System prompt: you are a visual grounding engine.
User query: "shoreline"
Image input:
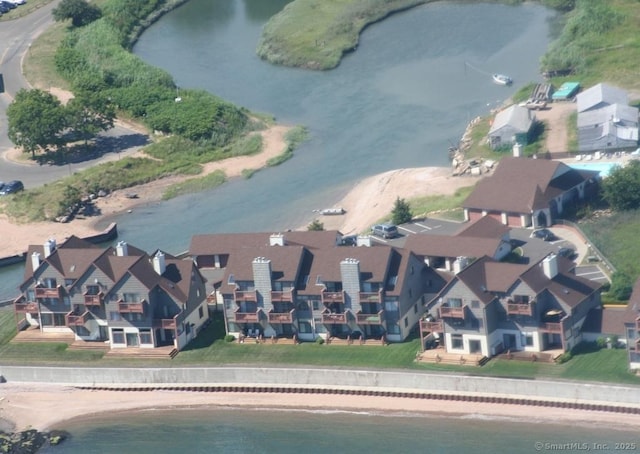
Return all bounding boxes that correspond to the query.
[1,383,639,433]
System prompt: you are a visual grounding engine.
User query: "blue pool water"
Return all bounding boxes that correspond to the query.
[568,160,624,178]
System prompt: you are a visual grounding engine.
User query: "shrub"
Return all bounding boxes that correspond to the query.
[224,334,235,343]
[315,337,325,345]
[556,351,573,364]
[596,336,607,349]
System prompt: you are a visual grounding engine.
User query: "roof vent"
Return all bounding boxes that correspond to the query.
[270,233,285,246]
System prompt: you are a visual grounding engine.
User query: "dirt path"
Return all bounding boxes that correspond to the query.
[534,102,575,156]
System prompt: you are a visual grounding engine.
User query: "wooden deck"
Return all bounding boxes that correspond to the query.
[104,345,178,359]
[497,349,564,363]
[68,340,111,352]
[12,327,75,344]
[326,337,387,346]
[417,348,489,366]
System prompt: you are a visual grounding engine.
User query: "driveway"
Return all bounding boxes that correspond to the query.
[534,101,575,156]
[0,1,149,189]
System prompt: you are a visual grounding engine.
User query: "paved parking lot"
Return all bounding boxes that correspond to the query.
[369,219,611,285]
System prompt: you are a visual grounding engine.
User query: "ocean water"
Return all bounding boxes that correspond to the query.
[43,407,638,453]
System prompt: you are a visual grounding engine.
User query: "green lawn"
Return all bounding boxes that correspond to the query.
[0,311,638,384]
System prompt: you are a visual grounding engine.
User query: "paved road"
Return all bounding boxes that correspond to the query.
[0,1,148,189]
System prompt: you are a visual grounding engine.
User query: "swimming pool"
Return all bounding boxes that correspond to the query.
[568,160,623,178]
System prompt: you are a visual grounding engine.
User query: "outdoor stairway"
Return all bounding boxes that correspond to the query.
[68,340,110,352]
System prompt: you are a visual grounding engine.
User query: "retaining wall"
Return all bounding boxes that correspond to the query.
[1,366,639,407]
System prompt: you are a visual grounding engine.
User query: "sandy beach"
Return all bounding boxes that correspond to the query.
[0,124,481,257]
[1,382,639,432]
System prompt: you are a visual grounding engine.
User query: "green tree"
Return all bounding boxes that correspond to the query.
[65,92,116,150]
[608,271,633,301]
[307,219,324,231]
[53,0,102,27]
[602,160,640,211]
[7,89,67,158]
[391,197,412,225]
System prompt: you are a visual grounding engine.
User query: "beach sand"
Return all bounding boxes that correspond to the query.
[0,124,482,257]
[1,383,639,432]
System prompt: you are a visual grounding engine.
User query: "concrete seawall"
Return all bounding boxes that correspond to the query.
[1,366,639,408]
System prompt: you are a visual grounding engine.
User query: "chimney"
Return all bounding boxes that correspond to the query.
[269,233,285,246]
[43,238,56,258]
[31,252,41,271]
[356,235,372,247]
[453,256,469,274]
[116,241,128,257]
[542,254,558,280]
[153,251,166,276]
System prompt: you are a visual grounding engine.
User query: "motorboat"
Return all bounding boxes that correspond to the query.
[492,74,513,85]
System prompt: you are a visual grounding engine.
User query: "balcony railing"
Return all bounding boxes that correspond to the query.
[65,310,90,327]
[359,291,382,303]
[35,286,62,299]
[234,310,260,323]
[234,290,257,302]
[539,322,562,333]
[321,291,344,305]
[84,292,104,306]
[322,312,348,324]
[420,320,443,333]
[14,302,39,313]
[118,300,145,313]
[153,318,177,330]
[271,289,295,303]
[439,305,466,320]
[356,310,385,325]
[507,303,534,317]
[636,317,640,331]
[268,309,296,324]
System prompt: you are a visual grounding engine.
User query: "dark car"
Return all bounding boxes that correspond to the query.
[0,180,24,195]
[558,247,577,260]
[0,1,16,9]
[0,4,9,13]
[530,228,556,242]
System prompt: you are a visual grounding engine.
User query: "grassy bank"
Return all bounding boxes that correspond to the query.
[257,0,429,70]
[1,310,638,384]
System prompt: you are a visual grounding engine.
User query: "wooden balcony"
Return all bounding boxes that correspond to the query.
[420,320,443,333]
[507,303,534,317]
[268,309,296,324]
[271,289,294,303]
[359,291,382,303]
[84,292,104,306]
[65,310,90,327]
[322,312,348,324]
[153,318,177,330]
[234,290,257,302]
[356,310,385,325]
[15,301,39,313]
[234,310,260,323]
[439,305,466,320]
[539,322,562,333]
[322,291,344,305]
[35,286,62,299]
[118,300,145,313]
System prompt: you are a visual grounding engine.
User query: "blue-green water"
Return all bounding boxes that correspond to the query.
[43,407,638,453]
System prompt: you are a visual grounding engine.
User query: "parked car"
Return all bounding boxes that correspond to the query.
[0,1,16,9]
[530,228,556,242]
[371,223,398,239]
[558,247,577,260]
[0,4,10,13]
[0,180,24,195]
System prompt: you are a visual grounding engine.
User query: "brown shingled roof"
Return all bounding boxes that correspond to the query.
[462,157,597,213]
[455,216,511,238]
[404,234,503,259]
